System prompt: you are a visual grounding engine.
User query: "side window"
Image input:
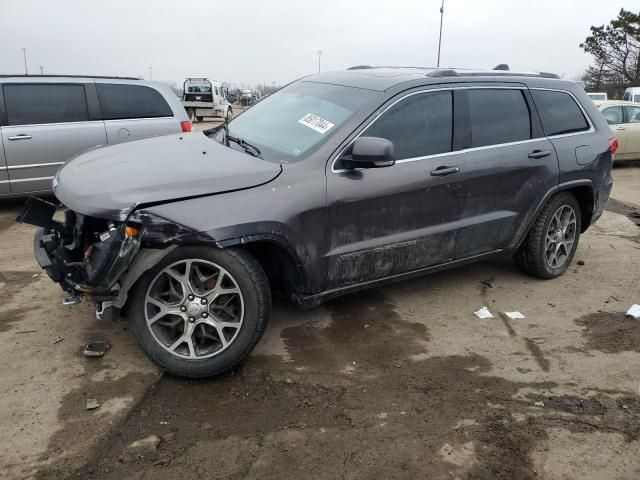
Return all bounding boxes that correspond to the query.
[468,89,531,148]
[96,84,173,120]
[531,90,589,136]
[601,106,623,125]
[3,83,88,126]
[362,90,453,160]
[623,91,631,101]
[625,105,640,124]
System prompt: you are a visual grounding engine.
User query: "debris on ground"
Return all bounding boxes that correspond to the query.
[128,435,162,450]
[54,336,64,344]
[482,279,494,289]
[474,306,493,319]
[534,401,545,407]
[504,311,526,319]
[83,341,111,358]
[85,399,100,410]
[626,304,640,319]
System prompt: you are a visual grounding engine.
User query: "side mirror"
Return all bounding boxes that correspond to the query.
[341,137,395,169]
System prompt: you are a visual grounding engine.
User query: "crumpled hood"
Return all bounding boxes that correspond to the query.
[53,132,282,220]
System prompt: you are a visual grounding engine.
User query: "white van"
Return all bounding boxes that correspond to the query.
[623,87,640,103]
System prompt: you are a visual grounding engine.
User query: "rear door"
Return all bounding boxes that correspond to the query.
[0,82,107,194]
[622,104,640,158]
[453,87,559,258]
[96,82,179,144]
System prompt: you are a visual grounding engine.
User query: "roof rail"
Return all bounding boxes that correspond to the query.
[426,69,560,79]
[0,74,141,80]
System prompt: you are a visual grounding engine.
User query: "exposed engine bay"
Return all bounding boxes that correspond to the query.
[18,197,141,303]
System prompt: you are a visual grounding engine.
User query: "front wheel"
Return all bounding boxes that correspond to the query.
[226,108,233,122]
[128,246,271,378]
[514,192,581,279]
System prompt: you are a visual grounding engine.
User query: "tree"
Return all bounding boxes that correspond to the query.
[580,9,640,97]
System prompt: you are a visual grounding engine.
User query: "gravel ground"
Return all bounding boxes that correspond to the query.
[1,161,639,480]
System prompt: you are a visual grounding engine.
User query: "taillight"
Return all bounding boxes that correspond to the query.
[180,121,192,133]
[608,137,618,155]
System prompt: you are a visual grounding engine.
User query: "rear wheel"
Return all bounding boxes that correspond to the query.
[128,246,270,378]
[226,108,233,122]
[514,192,581,279]
[195,116,204,122]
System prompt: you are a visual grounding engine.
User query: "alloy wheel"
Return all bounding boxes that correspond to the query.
[144,259,244,359]
[544,205,577,269]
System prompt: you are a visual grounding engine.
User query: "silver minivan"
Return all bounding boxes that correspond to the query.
[0,75,191,195]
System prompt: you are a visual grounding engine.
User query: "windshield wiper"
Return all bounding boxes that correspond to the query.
[222,123,262,158]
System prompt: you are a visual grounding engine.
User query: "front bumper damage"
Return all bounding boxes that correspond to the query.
[18,197,142,316]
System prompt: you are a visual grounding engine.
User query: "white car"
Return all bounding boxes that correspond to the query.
[598,100,640,160]
[623,87,640,103]
[587,92,608,102]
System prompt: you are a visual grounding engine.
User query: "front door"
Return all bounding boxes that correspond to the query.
[622,104,640,159]
[1,82,107,194]
[600,105,628,155]
[325,89,467,288]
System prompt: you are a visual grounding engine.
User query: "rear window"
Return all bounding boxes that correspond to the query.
[3,83,88,126]
[96,84,172,120]
[468,89,531,147]
[531,90,589,136]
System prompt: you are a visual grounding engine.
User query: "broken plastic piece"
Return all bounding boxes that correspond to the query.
[83,341,111,358]
[474,307,493,319]
[86,398,100,410]
[504,311,526,319]
[626,304,640,319]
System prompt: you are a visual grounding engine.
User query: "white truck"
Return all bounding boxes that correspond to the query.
[182,78,233,122]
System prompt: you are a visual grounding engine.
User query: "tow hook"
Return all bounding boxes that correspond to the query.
[62,293,84,306]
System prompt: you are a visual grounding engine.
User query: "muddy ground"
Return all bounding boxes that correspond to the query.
[1,161,640,479]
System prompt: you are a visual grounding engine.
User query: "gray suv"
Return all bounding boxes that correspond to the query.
[18,67,615,377]
[0,75,190,195]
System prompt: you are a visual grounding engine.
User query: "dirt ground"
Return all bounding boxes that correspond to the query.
[1,160,640,480]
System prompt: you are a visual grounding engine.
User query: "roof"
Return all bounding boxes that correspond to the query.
[303,66,562,92]
[594,100,640,108]
[0,74,140,80]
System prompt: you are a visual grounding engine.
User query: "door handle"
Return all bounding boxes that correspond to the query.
[528,150,551,159]
[8,134,32,141]
[430,166,460,176]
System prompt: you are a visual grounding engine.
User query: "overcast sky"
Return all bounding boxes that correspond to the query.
[1,0,637,87]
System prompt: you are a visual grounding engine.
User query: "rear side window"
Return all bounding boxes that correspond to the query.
[601,106,623,125]
[96,84,172,120]
[531,90,589,136]
[468,89,531,148]
[362,90,453,159]
[3,83,88,126]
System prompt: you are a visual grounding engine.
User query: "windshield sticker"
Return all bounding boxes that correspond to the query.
[298,113,335,134]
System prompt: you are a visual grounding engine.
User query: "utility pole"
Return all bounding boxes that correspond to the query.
[22,48,28,75]
[148,66,152,80]
[39,66,44,75]
[317,50,323,73]
[437,0,444,67]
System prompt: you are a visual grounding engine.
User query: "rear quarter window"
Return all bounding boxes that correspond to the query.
[531,90,589,136]
[96,84,173,120]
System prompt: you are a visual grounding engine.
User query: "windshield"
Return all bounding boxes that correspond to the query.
[215,81,379,162]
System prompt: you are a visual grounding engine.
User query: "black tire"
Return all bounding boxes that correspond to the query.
[188,109,196,121]
[195,116,204,122]
[514,192,581,279]
[226,108,233,121]
[128,246,271,378]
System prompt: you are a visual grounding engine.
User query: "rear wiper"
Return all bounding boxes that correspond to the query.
[223,124,262,158]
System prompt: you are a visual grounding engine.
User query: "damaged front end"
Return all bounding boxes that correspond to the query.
[17,197,141,307]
